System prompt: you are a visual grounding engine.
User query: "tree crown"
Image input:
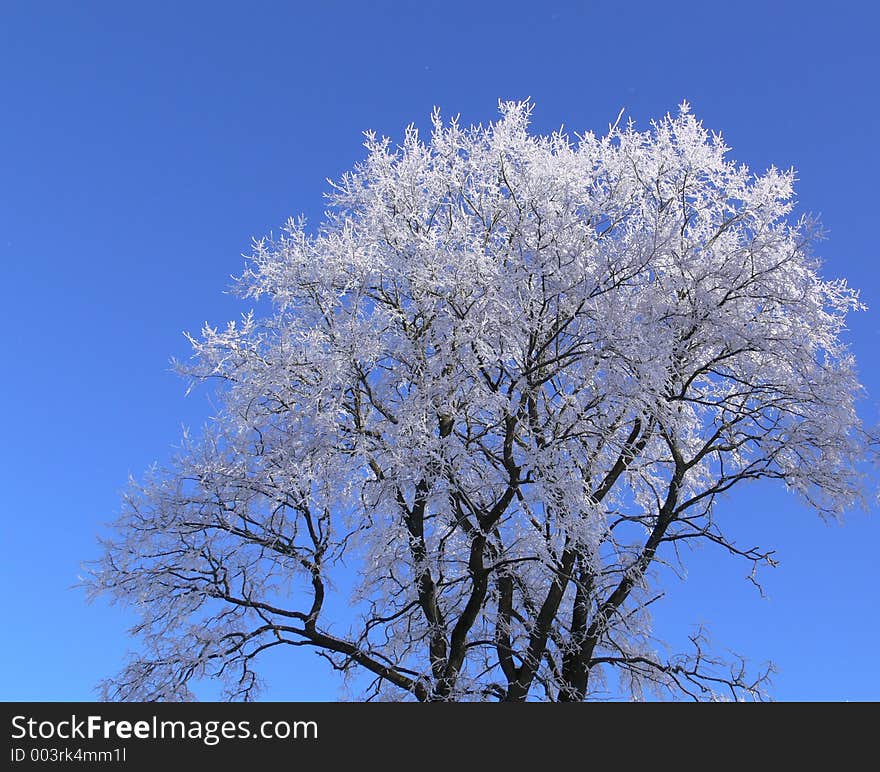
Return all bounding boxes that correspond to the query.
[89,101,871,701]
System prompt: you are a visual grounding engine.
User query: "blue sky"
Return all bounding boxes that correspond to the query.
[2,1,878,701]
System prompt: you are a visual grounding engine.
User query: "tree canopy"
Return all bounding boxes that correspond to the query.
[88,101,872,701]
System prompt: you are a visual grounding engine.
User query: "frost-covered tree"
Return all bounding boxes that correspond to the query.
[88,101,873,701]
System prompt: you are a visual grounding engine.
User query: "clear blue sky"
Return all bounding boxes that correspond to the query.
[2,1,878,701]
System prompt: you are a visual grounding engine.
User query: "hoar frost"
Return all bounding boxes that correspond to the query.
[88,101,871,702]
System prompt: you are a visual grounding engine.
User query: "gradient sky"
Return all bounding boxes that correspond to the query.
[2,0,878,701]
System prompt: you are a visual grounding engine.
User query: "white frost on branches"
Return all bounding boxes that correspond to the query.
[88,101,871,702]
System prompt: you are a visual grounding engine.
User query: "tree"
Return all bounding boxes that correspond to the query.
[88,101,873,702]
